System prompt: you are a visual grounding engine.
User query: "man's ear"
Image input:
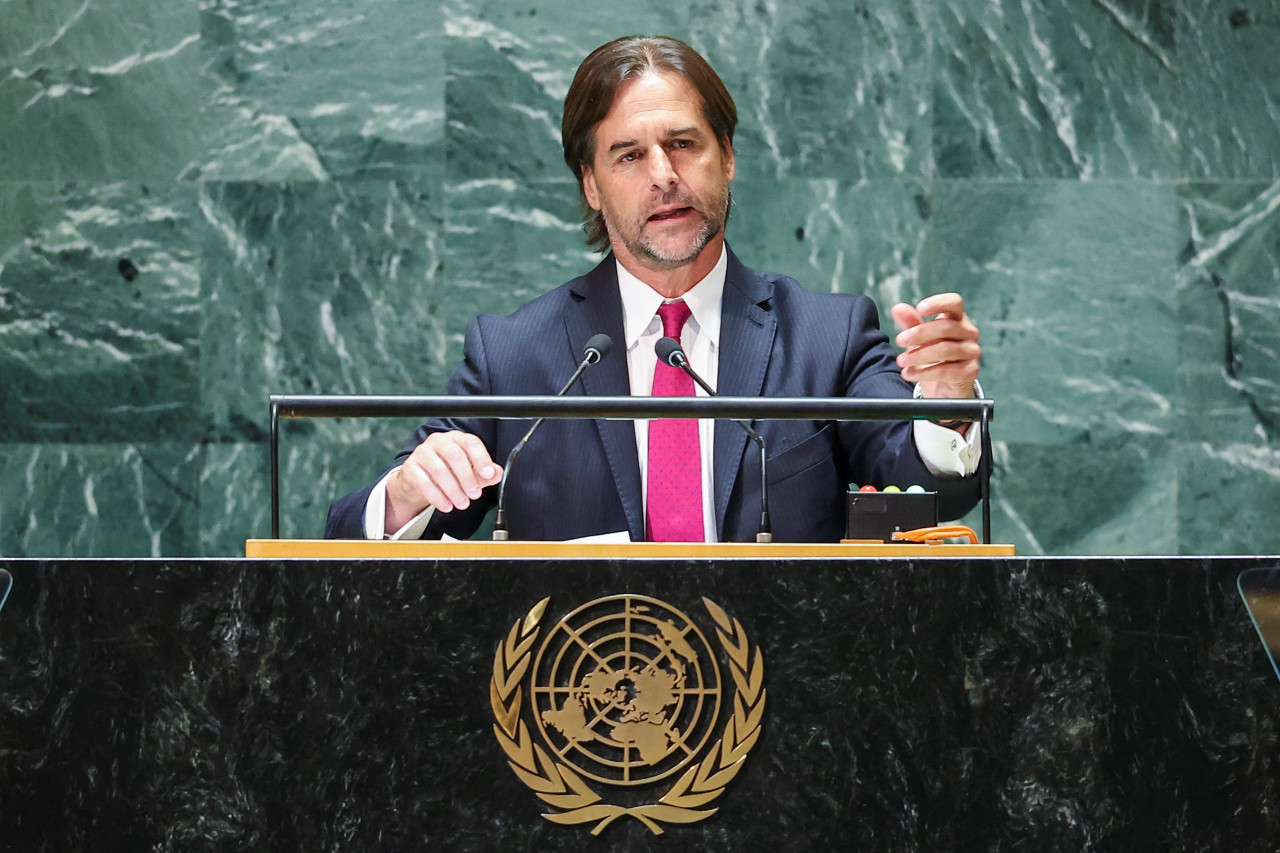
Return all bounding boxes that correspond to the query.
[581,166,602,211]
[723,142,736,183]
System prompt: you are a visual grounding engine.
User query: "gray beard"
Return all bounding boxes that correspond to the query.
[608,190,732,271]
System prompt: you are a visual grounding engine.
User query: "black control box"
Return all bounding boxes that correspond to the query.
[845,490,938,542]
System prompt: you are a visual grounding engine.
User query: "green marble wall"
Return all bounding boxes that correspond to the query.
[2,0,1277,557]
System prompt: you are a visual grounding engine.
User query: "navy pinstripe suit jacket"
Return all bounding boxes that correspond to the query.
[324,248,980,542]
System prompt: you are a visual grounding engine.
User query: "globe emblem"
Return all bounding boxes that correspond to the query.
[532,595,722,786]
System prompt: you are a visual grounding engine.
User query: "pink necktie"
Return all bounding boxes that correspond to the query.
[646,300,704,542]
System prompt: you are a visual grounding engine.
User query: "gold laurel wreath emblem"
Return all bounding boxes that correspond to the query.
[489,596,766,835]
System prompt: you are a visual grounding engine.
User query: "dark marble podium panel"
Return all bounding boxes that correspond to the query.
[1,556,1278,851]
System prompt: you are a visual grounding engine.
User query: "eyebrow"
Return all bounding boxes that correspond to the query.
[606,126,703,154]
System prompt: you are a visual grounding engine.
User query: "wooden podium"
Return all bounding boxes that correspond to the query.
[245,539,1016,558]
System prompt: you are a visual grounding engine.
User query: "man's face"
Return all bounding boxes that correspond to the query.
[581,73,735,274]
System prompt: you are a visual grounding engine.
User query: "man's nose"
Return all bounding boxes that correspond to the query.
[647,147,678,188]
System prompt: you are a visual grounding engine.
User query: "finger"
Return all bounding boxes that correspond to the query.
[894,293,968,347]
[397,456,458,513]
[893,294,965,334]
[899,341,980,368]
[902,359,980,386]
[916,292,965,319]
[896,316,980,353]
[454,432,503,487]
[392,440,468,513]
[890,303,924,333]
[429,435,489,504]
[426,431,505,504]
[901,325,977,361]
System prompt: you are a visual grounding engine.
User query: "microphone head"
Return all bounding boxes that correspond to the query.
[655,336,685,368]
[583,333,613,363]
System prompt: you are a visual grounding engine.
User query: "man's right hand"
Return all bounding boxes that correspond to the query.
[384,431,504,534]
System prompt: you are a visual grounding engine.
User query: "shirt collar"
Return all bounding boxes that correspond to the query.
[617,245,727,350]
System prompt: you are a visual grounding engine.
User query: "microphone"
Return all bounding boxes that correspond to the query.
[493,334,612,540]
[654,337,773,543]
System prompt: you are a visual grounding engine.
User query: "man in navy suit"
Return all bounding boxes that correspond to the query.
[325,35,983,543]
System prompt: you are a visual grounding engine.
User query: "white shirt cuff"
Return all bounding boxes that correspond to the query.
[364,467,436,540]
[912,381,983,478]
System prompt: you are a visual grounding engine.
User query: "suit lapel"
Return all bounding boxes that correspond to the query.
[713,250,776,536]
[563,256,646,540]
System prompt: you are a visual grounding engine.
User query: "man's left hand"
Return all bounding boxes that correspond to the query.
[890,293,981,399]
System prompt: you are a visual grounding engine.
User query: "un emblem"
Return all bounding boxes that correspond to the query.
[490,595,766,835]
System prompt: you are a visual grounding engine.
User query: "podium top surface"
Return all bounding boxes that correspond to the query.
[245,539,1016,559]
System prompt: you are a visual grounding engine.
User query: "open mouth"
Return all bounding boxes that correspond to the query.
[648,207,692,222]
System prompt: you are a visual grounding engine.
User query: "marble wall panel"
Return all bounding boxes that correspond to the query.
[0,443,199,557]
[930,179,1180,445]
[932,0,1181,179]
[198,437,416,553]
[189,0,445,183]
[730,177,931,307]
[441,176,591,346]
[0,0,197,65]
[1177,181,1280,444]
[964,437,1179,556]
[1178,0,1280,180]
[199,179,446,446]
[0,181,202,443]
[2,0,1280,557]
[1176,180,1280,553]
[1180,443,1280,554]
[681,1,929,181]
[0,1,204,183]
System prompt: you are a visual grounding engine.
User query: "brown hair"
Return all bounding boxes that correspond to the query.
[562,36,738,251]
